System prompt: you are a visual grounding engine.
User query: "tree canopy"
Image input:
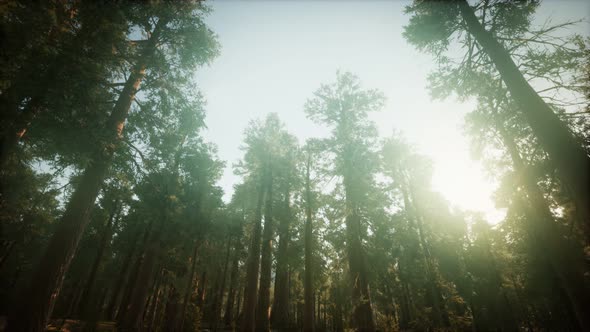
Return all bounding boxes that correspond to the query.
[0,1,589,331]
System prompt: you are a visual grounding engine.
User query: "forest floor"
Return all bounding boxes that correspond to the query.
[46,319,116,332]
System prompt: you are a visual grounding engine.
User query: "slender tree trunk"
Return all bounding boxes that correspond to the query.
[402,186,450,328]
[196,270,208,312]
[224,239,241,326]
[106,226,142,320]
[271,183,291,329]
[458,0,590,232]
[496,119,590,331]
[256,171,274,332]
[178,240,200,331]
[206,266,222,326]
[0,240,16,270]
[142,265,162,326]
[213,235,232,332]
[147,269,165,332]
[235,284,242,326]
[316,291,321,329]
[118,219,164,331]
[7,20,164,331]
[304,155,315,332]
[480,225,518,331]
[116,220,154,321]
[163,285,179,331]
[78,203,121,318]
[343,192,375,331]
[240,181,265,332]
[397,260,412,330]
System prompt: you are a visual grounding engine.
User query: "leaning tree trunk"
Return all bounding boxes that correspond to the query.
[496,118,590,331]
[457,0,590,233]
[255,171,274,332]
[7,19,164,331]
[240,181,265,332]
[271,184,291,329]
[303,156,315,332]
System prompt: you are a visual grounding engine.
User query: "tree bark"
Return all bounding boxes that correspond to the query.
[78,203,121,318]
[116,220,154,321]
[178,240,200,331]
[7,18,163,331]
[496,117,590,331]
[255,171,274,332]
[458,0,590,232]
[403,186,450,328]
[224,237,241,327]
[271,183,291,329]
[106,225,142,320]
[146,268,165,332]
[303,155,315,332]
[0,240,16,270]
[213,235,233,331]
[343,186,375,331]
[118,218,164,330]
[239,181,265,332]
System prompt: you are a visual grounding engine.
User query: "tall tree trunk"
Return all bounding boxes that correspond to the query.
[479,224,518,331]
[457,0,590,232]
[240,181,265,332]
[196,270,208,312]
[256,171,274,332]
[162,285,180,331]
[303,155,315,332]
[224,238,241,326]
[146,268,165,332]
[106,225,142,320]
[116,220,154,321]
[403,187,450,328]
[7,19,164,331]
[496,118,590,331]
[0,240,16,270]
[206,266,222,326]
[213,235,233,332]
[343,191,375,331]
[178,240,200,331]
[271,183,291,329]
[78,203,121,318]
[235,283,242,326]
[397,260,412,330]
[118,219,164,331]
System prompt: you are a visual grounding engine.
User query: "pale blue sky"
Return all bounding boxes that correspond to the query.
[196,1,589,223]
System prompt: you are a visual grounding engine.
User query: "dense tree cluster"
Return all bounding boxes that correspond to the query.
[0,1,588,331]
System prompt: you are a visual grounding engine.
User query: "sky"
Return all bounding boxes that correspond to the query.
[195,0,590,224]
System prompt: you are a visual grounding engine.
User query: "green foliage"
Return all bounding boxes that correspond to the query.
[1,1,588,331]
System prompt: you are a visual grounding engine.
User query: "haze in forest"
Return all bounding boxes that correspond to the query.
[198,0,590,224]
[2,1,590,331]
